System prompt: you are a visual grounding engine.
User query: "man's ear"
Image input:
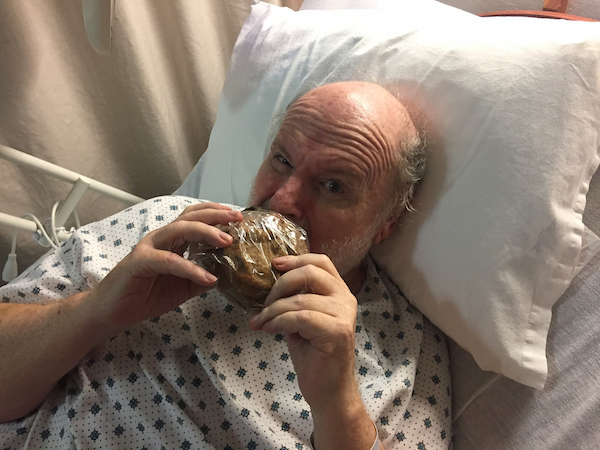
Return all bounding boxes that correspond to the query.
[372,212,402,245]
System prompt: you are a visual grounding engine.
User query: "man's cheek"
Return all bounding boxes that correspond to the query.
[250,172,279,206]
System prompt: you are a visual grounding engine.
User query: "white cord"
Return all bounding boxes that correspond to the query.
[51,201,60,247]
[21,213,57,249]
[3,215,55,282]
[50,200,80,243]
[3,230,19,282]
[3,204,80,282]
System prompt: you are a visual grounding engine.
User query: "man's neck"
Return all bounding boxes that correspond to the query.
[343,259,367,295]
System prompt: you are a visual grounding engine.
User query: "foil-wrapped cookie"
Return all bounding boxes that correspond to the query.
[188,207,309,313]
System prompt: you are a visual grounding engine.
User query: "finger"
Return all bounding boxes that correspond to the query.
[149,220,234,251]
[259,309,334,342]
[177,208,243,225]
[249,293,337,330]
[135,247,219,285]
[171,209,242,256]
[271,253,343,281]
[178,202,233,218]
[264,264,341,307]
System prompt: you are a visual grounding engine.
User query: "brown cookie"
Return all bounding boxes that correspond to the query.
[189,208,309,312]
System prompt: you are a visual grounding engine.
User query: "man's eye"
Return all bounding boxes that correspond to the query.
[276,155,291,166]
[324,180,343,194]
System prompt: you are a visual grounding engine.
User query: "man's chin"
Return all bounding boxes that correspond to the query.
[319,248,361,276]
[319,235,373,277]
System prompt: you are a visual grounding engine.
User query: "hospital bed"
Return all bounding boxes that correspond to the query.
[450,170,600,449]
[1,1,600,449]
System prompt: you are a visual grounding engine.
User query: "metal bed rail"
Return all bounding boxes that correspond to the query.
[0,144,145,235]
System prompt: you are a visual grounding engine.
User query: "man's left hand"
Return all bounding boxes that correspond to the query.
[248,254,359,410]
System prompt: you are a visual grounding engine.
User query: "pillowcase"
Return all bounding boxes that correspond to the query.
[175,1,600,388]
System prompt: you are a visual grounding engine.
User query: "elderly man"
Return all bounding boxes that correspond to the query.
[0,82,450,450]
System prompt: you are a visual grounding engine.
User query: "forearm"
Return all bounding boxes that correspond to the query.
[311,387,383,450]
[0,291,110,423]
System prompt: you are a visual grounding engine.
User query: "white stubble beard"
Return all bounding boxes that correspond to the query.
[257,198,383,278]
[317,218,382,277]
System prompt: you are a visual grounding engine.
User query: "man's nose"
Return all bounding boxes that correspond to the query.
[268,177,304,222]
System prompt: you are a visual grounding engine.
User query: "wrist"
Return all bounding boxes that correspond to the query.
[311,392,376,450]
[309,375,361,415]
[74,290,124,345]
[311,420,379,450]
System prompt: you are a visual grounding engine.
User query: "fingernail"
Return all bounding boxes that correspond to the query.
[205,273,218,283]
[219,231,232,241]
[273,256,288,265]
[249,315,259,326]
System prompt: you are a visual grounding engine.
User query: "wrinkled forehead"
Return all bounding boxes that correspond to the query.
[280,83,413,144]
[284,84,386,128]
[276,84,411,176]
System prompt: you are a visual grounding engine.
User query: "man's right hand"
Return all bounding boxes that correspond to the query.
[86,202,243,338]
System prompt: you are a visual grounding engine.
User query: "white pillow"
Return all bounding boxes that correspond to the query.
[174,0,474,204]
[175,1,600,388]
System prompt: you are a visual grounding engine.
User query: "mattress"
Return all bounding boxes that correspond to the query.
[450,168,600,449]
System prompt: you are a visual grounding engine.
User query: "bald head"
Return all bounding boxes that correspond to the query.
[288,81,415,133]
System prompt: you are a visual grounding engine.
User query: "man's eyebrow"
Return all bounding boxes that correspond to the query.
[271,141,293,161]
[312,165,364,187]
[271,139,363,185]
[322,171,363,186]
[318,167,355,176]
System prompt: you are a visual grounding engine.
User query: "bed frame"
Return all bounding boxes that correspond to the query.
[0,144,144,244]
[478,0,596,22]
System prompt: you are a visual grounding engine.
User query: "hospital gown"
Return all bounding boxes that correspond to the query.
[0,196,451,449]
